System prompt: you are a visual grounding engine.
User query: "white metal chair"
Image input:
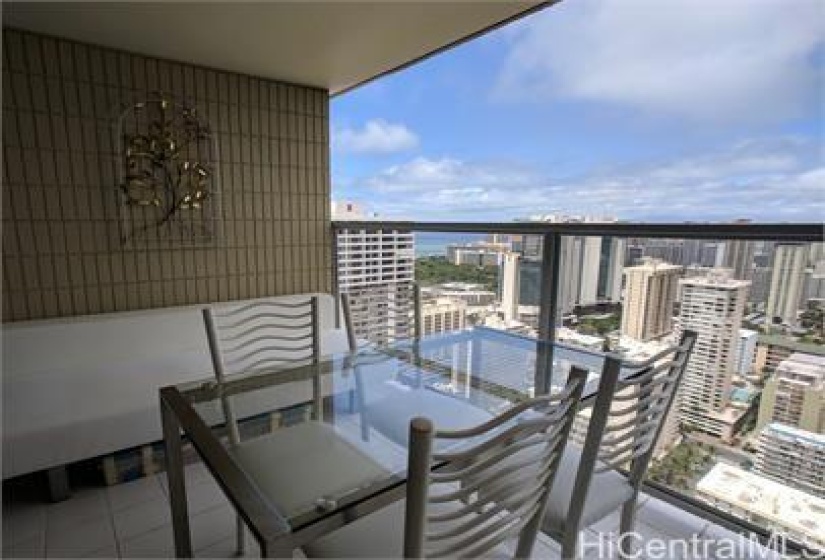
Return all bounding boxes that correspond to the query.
[304,366,589,559]
[543,330,697,559]
[203,296,387,555]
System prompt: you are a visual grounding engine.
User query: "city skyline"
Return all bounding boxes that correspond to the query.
[331,0,823,222]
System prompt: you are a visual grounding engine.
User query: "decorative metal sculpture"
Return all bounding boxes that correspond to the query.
[117,93,218,245]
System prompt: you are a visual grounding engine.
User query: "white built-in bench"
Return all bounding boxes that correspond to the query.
[1,293,347,498]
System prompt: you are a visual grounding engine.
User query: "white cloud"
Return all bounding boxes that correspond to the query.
[333,119,418,154]
[355,137,824,221]
[494,0,823,123]
[367,157,539,193]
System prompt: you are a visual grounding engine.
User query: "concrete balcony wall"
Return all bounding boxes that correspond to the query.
[2,27,332,322]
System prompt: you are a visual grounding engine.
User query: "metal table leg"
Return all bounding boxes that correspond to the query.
[161,395,193,558]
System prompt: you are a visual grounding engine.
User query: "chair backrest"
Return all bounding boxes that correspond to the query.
[340,283,422,349]
[203,296,321,378]
[566,330,697,529]
[202,296,321,443]
[402,367,589,558]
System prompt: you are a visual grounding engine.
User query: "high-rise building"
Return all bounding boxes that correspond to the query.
[757,352,825,433]
[620,258,682,342]
[803,260,825,302]
[700,242,726,268]
[333,201,415,344]
[749,266,772,305]
[678,270,750,439]
[723,240,755,281]
[500,252,520,323]
[420,297,467,336]
[520,215,623,314]
[598,237,625,303]
[736,329,758,376]
[518,258,542,307]
[755,423,825,496]
[765,243,808,325]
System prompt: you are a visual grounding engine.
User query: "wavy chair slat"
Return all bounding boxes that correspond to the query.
[603,403,668,435]
[431,406,573,463]
[426,477,542,524]
[434,383,583,440]
[595,435,656,473]
[431,425,565,483]
[224,340,315,361]
[427,486,538,541]
[220,325,314,345]
[429,444,560,504]
[216,312,314,331]
[216,299,314,318]
[221,335,315,357]
[429,501,541,558]
[607,389,669,418]
[610,370,679,401]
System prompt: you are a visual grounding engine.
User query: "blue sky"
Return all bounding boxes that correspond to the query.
[331,0,824,222]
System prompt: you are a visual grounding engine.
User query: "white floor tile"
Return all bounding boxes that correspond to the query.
[190,503,237,552]
[636,497,710,539]
[2,502,46,546]
[112,497,171,542]
[45,487,110,531]
[107,475,166,513]
[185,478,229,516]
[120,524,175,559]
[196,534,262,559]
[45,514,117,558]
[2,532,46,558]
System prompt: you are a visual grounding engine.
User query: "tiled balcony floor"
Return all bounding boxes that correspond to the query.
[3,459,786,559]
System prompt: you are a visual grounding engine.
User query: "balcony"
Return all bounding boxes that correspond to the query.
[2,1,823,559]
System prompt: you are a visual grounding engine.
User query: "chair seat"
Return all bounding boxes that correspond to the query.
[230,421,390,518]
[304,499,516,559]
[365,387,493,446]
[542,444,634,535]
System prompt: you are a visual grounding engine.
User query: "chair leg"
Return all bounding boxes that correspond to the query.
[235,515,246,555]
[561,530,579,560]
[618,499,637,560]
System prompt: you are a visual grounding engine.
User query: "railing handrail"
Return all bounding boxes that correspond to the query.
[332,220,822,242]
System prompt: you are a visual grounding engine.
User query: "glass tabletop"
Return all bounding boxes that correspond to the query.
[172,326,606,535]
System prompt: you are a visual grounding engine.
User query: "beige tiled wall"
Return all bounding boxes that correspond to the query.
[2,28,332,321]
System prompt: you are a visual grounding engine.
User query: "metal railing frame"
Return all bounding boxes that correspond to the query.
[330,219,823,555]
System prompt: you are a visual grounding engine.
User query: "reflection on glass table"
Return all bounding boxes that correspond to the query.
[159,326,605,557]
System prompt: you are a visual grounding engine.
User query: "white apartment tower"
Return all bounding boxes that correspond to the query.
[678,270,750,437]
[723,239,755,281]
[756,423,825,496]
[620,258,682,342]
[757,352,825,433]
[736,329,758,376]
[765,243,808,325]
[333,201,415,344]
[420,298,467,336]
[500,253,520,323]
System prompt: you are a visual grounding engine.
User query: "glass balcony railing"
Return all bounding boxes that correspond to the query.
[332,219,824,556]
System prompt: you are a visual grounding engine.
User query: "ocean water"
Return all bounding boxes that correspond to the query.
[414,232,486,258]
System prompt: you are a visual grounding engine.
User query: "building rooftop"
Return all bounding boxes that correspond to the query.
[697,463,825,547]
[757,334,825,356]
[762,422,825,446]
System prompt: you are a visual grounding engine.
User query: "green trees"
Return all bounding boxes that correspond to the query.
[415,257,499,292]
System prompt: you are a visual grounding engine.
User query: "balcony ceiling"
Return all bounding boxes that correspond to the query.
[2,1,547,95]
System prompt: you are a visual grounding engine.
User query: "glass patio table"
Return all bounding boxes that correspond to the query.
[159,327,605,557]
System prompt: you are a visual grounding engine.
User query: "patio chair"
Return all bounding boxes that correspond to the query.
[203,296,388,555]
[543,330,697,559]
[304,365,590,559]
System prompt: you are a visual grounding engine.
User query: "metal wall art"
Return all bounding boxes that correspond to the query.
[117,93,218,246]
